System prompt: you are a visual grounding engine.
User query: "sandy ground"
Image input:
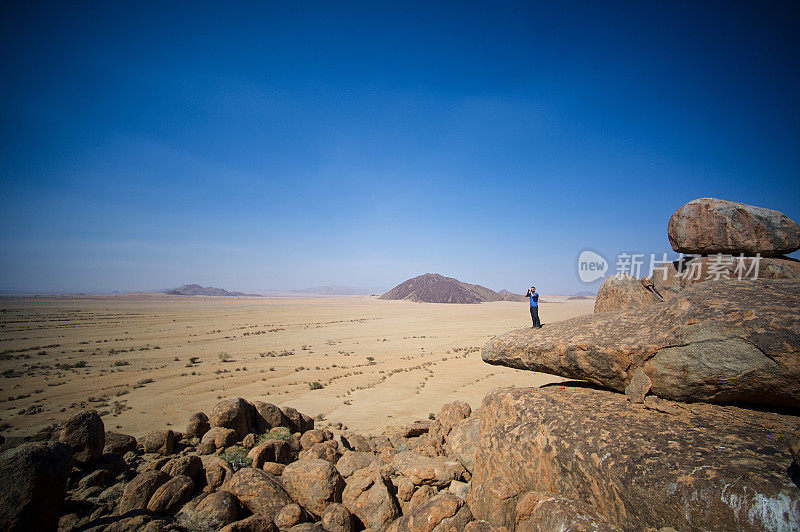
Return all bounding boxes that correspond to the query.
[0,295,594,439]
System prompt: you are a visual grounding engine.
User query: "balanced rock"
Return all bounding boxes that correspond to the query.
[668,197,800,256]
[59,410,105,466]
[0,442,72,531]
[594,274,661,313]
[469,385,800,530]
[483,279,800,408]
[282,459,345,516]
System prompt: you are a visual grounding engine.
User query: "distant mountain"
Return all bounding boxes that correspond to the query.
[379,273,505,304]
[292,286,384,296]
[498,289,527,302]
[571,290,597,298]
[164,284,261,297]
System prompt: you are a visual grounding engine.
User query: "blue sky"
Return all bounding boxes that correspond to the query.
[1,1,799,294]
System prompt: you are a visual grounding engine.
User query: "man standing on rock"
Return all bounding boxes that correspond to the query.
[526,286,541,328]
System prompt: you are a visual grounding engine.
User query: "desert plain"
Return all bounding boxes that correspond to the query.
[0,295,594,440]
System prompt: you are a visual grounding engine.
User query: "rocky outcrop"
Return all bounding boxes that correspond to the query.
[483,279,800,408]
[667,197,800,256]
[593,275,661,313]
[469,385,800,531]
[0,442,72,531]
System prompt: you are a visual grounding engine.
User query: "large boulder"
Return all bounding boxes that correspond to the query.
[252,401,291,432]
[392,451,464,488]
[104,432,137,455]
[335,451,381,478]
[321,503,354,532]
[593,275,661,313]
[386,493,472,532]
[211,398,254,440]
[0,442,72,531]
[282,406,314,433]
[162,454,204,484]
[202,426,239,450]
[445,416,480,474]
[342,463,401,530]
[179,490,240,529]
[248,439,290,468]
[667,197,800,256]
[140,429,175,455]
[59,410,105,466]
[186,412,211,439]
[282,459,345,516]
[147,475,195,513]
[483,279,800,408]
[117,470,172,514]
[220,468,293,521]
[469,385,800,530]
[204,455,235,491]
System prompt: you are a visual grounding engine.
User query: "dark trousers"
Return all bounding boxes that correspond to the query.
[530,306,541,327]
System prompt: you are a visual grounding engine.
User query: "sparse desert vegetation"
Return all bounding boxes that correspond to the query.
[0,295,593,439]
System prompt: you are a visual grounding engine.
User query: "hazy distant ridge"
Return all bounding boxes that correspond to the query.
[292,285,385,296]
[380,273,514,304]
[164,284,261,297]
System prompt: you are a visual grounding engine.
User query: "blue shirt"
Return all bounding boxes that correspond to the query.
[529,292,539,307]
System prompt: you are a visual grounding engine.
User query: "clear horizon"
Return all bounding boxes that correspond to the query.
[2,2,799,295]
